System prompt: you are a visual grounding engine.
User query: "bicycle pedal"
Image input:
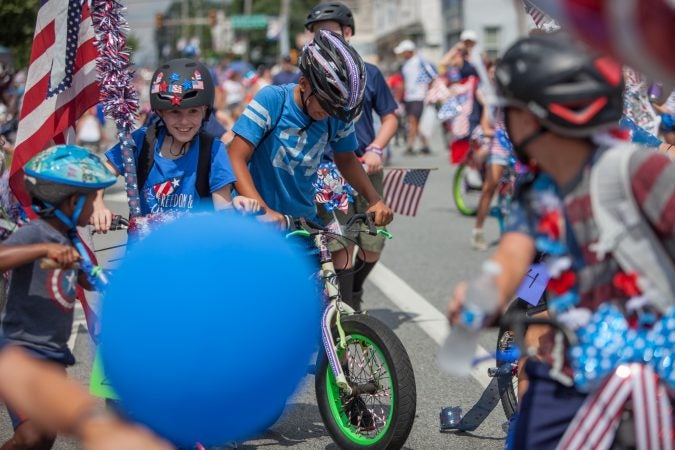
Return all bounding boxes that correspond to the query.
[439,406,463,431]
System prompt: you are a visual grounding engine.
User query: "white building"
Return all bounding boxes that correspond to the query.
[461,0,523,60]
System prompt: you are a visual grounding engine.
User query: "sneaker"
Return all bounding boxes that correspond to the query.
[419,146,432,155]
[471,229,487,251]
[404,147,415,156]
[348,396,376,431]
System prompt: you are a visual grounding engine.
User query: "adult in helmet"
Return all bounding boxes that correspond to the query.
[0,145,117,449]
[447,34,675,449]
[91,58,258,231]
[228,30,393,228]
[305,1,400,311]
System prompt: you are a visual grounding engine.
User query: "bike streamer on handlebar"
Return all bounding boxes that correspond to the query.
[90,0,141,218]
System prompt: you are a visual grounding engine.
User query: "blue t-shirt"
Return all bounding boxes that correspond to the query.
[106,127,236,215]
[232,84,358,219]
[353,63,398,156]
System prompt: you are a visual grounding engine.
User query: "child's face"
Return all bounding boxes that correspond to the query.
[298,78,330,121]
[158,106,207,145]
[77,191,98,227]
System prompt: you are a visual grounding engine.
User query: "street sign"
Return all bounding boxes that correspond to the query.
[230,14,268,30]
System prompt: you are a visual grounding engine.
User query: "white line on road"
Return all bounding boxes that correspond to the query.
[369,263,493,388]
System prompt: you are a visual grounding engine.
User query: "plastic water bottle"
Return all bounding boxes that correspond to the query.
[438,260,502,376]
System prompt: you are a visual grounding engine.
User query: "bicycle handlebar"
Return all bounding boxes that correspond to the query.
[500,309,578,348]
[90,214,130,235]
[283,213,393,240]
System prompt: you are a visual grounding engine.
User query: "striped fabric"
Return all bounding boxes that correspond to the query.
[383,168,430,217]
[9,0,99,207]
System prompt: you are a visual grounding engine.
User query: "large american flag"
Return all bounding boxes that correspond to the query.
[383,168,431,217]
[9,0,99,206]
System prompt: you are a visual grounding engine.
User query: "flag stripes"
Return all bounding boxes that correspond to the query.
[383,169,430,217]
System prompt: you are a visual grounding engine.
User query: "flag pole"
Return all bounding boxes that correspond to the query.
[91,0,142,219]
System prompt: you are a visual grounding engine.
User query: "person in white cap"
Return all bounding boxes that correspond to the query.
[394,39,437,155]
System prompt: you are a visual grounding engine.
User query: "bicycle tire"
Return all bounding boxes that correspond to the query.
[315,314,417,450]
[496,300,528,419]
[452,163,482,216]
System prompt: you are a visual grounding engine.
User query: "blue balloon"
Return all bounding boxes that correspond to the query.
[100,213,321,446]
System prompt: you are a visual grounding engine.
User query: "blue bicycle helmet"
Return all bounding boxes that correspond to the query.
[24,145,116,227]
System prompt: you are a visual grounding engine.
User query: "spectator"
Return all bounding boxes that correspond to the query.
[271,55,299,86]
[394,39,436,155]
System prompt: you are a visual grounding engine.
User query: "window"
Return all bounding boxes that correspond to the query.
[483,26,501,60]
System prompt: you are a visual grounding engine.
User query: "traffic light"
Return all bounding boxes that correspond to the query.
[208,9,218,28]
[155,13,164,29]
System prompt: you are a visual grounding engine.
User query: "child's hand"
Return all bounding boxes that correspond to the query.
[90,205,113,234]
[366,200,394,226]
[44,244,81,268]
[232,196,261,214]
[258,208,287,229]
[362,151,383,174]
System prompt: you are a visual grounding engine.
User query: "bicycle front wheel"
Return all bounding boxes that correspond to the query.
[315,314,416,450]
[496,300,527,419]
[452,163,483,216]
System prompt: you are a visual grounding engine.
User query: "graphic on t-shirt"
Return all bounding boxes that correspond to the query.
[147,176,194,212]
[46,269,77,310]
[272,128,326,177]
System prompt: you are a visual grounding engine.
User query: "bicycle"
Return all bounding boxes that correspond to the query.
[452,130,520,234]
[285,213,417,450]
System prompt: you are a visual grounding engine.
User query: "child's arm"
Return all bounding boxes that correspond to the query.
[0,243,80,272]
[228,135,286,227]
[211,186,260,213]
[333,152,394,226]
[0,346,173,450]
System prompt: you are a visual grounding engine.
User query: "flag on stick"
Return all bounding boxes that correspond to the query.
[9,0,100,207]
[522,0,561,32]
[383,168,431,217]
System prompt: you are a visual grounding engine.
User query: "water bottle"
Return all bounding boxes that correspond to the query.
[438,260,501,376]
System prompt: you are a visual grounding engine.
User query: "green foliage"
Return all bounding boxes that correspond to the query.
[0,0,40,69]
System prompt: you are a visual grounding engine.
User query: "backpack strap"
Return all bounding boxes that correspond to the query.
[590,144,675,312]
[195,131,214,208]
[258,86,286,146]
[136,124,158,195]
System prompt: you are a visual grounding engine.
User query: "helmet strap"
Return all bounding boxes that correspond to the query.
[299,89,315,134]
[510,126,547,165]
[47,195,86,231]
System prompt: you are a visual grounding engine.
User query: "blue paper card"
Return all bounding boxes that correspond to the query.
[516,263,550,306]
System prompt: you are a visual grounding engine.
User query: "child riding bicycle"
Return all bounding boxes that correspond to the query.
[91,58,258,231]
[0,145,117,450]
[447,34,674,449]
[304,1,399,311]
[228,30,393,229]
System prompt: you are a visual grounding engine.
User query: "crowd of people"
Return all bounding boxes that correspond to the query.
[0,1,674,450]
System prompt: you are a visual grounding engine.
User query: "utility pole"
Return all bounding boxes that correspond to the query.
[182,0,189,39]
[244,0,252,15]
[279,0,291,57]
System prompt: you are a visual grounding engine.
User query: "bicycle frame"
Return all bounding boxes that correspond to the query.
[313,230,357,396]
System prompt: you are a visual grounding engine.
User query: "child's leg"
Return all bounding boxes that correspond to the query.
[1,412,56,450]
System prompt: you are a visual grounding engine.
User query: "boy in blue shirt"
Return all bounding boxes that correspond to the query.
[0,145,117,450]
[91,58,258,230]
[228,30,393,228]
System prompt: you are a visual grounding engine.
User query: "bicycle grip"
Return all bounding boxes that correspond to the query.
[39,258,79,270]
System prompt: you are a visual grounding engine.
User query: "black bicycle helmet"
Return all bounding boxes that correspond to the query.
[299,30,366,123]
[149,58,215,112]
[495,34,624,137]
[304,2,355,34]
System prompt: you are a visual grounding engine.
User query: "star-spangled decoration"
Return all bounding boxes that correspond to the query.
[171,177,180,188]
[171,95,182,106]
[48,0,84,96]
[181,79,193,91]
[170,72,180,82]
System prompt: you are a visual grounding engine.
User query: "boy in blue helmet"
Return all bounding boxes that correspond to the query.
[0,145,116,450]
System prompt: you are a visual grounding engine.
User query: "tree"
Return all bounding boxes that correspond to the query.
[0,0,39,69]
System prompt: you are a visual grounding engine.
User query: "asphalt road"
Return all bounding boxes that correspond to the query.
[0,126,509,449]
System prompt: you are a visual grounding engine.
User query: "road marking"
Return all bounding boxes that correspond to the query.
[369,263,493,388]
[68,303,88,352]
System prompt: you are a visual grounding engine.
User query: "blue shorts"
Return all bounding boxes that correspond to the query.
[513,360,587,450]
